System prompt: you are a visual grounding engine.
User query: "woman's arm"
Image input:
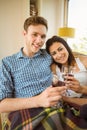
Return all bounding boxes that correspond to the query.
[62,96,87,106]
[50,63,56,74]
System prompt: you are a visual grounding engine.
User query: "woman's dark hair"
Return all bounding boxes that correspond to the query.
[46,35,75,69]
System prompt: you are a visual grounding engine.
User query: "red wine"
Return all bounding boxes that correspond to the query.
[68,73,74,76]
[52,80,65,87]
[63,73,74,81]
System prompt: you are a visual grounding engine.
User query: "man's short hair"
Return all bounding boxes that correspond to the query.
[24,16,48,31]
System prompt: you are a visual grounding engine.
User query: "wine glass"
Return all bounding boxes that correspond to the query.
[52,73,65,87]
[52,73,65,108]
[52,73,59,87]
[61,66,75,96]
[61,66,74,81]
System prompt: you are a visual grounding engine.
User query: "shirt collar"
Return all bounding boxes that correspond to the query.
[17,48,44,59]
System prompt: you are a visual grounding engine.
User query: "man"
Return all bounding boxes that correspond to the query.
[0,16,66,129]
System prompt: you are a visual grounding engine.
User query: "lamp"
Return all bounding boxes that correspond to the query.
[58,0,75,38]
[59,27,75,38]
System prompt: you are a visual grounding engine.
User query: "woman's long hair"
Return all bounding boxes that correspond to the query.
[46,35,75,69]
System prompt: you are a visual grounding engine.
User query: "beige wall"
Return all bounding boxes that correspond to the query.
[38,0,64,39]
[0,0,29,59]
[0,0,64,59]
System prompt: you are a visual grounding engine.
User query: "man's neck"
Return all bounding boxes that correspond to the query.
[22,48,35,57]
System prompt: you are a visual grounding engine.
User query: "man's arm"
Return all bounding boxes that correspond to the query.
[0,86,67,113]
[0,96,40,113]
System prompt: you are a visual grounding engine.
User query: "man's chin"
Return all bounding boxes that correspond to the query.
[33,49,39,54]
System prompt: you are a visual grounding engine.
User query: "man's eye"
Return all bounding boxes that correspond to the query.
[41,35,46,39]
[33,33,37,36]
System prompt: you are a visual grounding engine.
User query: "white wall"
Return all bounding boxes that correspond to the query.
[0,0,29,59]
[38,0,64,39]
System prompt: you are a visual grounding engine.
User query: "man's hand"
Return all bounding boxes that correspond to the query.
[37,86,67,108]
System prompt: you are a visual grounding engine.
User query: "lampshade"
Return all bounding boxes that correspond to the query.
[58,27,75,38]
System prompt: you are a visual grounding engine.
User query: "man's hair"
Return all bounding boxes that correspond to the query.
[24,16,48,31]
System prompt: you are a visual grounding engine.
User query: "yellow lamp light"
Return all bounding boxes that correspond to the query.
[58,0,75,38]
[58,27,75,38]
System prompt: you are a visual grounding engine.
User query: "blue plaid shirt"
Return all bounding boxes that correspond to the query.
[0,48,52,99]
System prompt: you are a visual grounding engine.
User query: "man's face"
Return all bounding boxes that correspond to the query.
[23,25,47,57]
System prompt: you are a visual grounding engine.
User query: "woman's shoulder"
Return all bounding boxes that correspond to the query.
[79,56,87,68]
[74,52,87,68]
[51,63,57,74]
[78,55,87,68]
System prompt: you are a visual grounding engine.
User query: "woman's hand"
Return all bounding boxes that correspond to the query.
[64,75,82,93]
[37,86,67,108]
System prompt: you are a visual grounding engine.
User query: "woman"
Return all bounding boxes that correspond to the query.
[46,35,87,129]
[46,35,87,97]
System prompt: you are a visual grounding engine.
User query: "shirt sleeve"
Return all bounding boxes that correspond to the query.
[0,59,14,100]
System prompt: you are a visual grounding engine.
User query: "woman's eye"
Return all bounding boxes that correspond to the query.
[51,52,56,56]
[58,47,63,51]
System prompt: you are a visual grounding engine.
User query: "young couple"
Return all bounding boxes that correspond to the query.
[0,16,87,130]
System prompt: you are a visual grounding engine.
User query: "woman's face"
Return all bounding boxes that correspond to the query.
[49,42,69,65]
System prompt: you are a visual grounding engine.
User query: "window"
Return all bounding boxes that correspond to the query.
[68,0,87,54]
